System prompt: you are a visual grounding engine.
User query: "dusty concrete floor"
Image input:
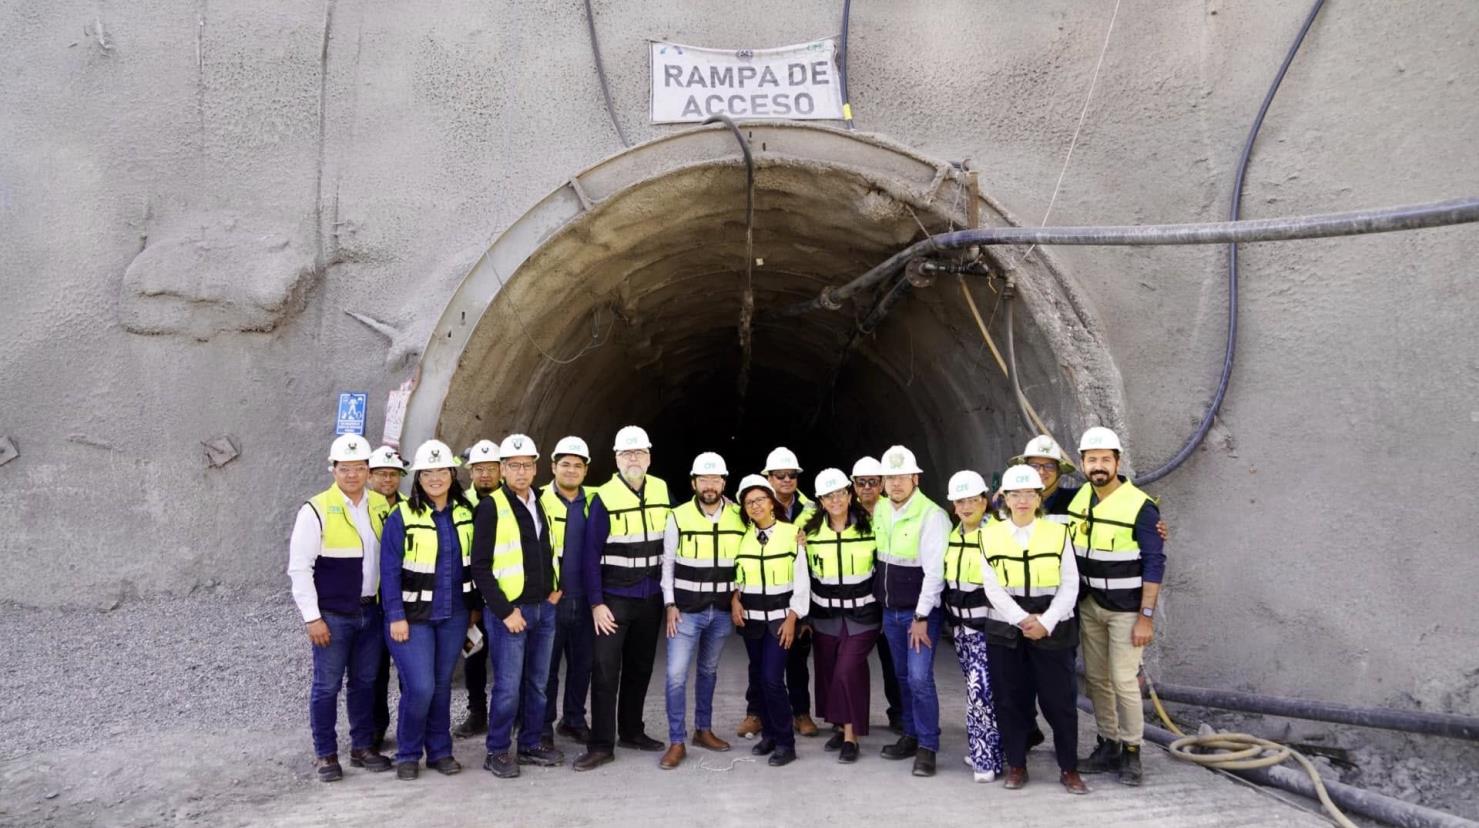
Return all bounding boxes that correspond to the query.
[0,595,1338,827]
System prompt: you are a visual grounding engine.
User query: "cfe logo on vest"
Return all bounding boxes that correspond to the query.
[649,38,844,124]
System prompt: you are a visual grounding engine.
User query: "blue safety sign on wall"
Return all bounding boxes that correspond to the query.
[335,392,368,436]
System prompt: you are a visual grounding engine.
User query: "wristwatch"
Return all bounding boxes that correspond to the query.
[1140,607,1155,618]
[913,613,928,624]
[665,602,677,610]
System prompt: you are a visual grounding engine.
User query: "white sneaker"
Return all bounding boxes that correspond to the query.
[973,770,997,783]
[962,756,976,769]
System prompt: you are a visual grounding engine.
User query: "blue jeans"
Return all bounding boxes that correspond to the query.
[309,603,383,758]
[664,605,734,744]
[544,595,594,729]
[386,605,469,765]
[881,607,942,751]
[487,600,558,755]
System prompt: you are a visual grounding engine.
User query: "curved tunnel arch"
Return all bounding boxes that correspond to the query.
[403,122,1128,489]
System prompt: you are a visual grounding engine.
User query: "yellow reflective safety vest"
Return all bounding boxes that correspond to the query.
[305,485,390,615]
[394,498,476,622]
[671,498,745,612]
[873,492,946,610]
[941,522,990,632]
[595,474,671,589]
[981,518,1075,648]
[538,483,589,560]
[1067,478,1155,612]
[481,487,559,602]
[805,519,877,623]
[734,521,800,623]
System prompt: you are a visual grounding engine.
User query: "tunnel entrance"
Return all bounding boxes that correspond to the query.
[404,123,1126,492]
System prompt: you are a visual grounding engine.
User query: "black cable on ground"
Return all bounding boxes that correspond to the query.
[584,0,630,148]
[839,0,856,130]
[1136,0,1326,485]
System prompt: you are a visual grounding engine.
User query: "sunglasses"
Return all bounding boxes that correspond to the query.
[768,471,798,481]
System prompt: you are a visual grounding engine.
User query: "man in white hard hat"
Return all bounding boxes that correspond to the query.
[657,451,744,769]
[574,425,672,771]
[539,436,595,746]
[366,446,406,752]
[453,437,503,739]
[1068,426,1166,787]
[470,434,564,778]
[872,444,951,777]
[287,435,394,781]
[851,455,903,734]
[1010,436,1079,521]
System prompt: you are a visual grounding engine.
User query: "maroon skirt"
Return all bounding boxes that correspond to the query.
[813,621,879,734]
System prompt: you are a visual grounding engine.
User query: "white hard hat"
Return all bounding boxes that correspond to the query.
[408,439,460,472]
[690,451,730,476]
[736,473,775,498]
[613,425,652,451]
[329,434,373,463]
[368,446,405,472]
[851,456,884,478]
[1079,426,1123,454]
[1011,435,1076,473]
[761,446,803,474]
[498,433,539,460]
[813,468,851,498]
[946,470,988,501]
[466,439,501,465]
[552,435,590,461]
[1001,464,1045,491]
[880,445,923,475]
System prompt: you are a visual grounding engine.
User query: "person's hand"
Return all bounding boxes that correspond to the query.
[1156,519,1170,542]
[306,619,331,647]
[593,604,618,635]
[1019,615,1048,640]
[665,605,681,639]
[503,607,527,634]
[548,590,563,605]
[389,620,410,643]
[778,613,798,649]
[909,618,932,652]
[469,609,482,627]
[731,598,745,628]
[1132,616,1154,647]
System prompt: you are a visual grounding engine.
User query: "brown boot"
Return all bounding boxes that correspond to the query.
[736,715,762,739]
[1061,770,1090,795]
[659,743,686,770]
[693,729,731,752]
[794,713,819,737]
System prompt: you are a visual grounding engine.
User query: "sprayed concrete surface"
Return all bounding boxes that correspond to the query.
[2,0,1478,804]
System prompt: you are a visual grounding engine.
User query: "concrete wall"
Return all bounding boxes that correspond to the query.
[3,0,1476,712]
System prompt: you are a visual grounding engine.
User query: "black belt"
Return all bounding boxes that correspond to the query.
[360,594,379,606]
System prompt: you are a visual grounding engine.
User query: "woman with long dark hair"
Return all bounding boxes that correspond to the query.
[800,468,878,764]
[379,439,481,780]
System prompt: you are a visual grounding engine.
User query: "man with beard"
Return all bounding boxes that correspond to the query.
[657,452,743,769]
[1068,427,1166,787]
[538,436,595,746]
[573,426,672,770]
[454,438,501,739]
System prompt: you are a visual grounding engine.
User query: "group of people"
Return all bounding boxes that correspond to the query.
[288,424,1166,795]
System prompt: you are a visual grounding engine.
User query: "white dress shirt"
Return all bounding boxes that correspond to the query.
[976,517,1080,634]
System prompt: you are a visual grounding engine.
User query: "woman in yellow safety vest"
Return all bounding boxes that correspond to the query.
[730,474,809,767]
[800,467,879,765]
[379,439,481,781]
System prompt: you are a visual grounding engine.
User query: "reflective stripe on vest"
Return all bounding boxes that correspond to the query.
[483,488,560,601]
[396,499,474,618]
[982,519,1070,642]
[596,475,671,587]
[671,499,745,611]
[1067,479,1154,611]
[873,493,938,566]
[942,524,990,629]
[538,484,589,559]
[806,521,876,614]
[734,522,799,621]
[307,486,389,559]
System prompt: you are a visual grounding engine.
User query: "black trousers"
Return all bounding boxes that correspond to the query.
[745,625,812,716]
[373,644,392,737]
[875,630,902,722]
[589,594,662,752]
[987,641,1078,771]
[464,615,489,717]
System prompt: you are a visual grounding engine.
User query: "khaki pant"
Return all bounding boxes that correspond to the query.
[1078,597,1144,745]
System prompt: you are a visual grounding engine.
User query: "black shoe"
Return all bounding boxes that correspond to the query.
[315,755,342,782]
[572,750,614,772]
[824,731,845,752]
[371,730,387,753]
[429,756,462,776]
[912,748,936,777]
[1118,743,1143,786]
[617,733,664,752]
[453,711,488,739]
[768,747,798,767]
[1028,725,1046,750]
[880,735,918,760]
[557,721,592,744]
[838,741,859,764]
[349,748,392,772]
[751,738,776,757]
[484,752,519,778]
[518,745,565,767]
[1080,736,1122,774]
[395,762,418,781]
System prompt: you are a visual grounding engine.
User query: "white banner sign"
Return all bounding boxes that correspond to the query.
[649,38,844,124]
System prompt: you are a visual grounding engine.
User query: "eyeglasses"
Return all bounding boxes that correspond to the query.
[743,497,772,509]
[1026,462,1058,473]
[1004,490,1039,501]
[502,462,536,472]
[853,477,881,488]
[616,449,649,459]
[768,471,798,481]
